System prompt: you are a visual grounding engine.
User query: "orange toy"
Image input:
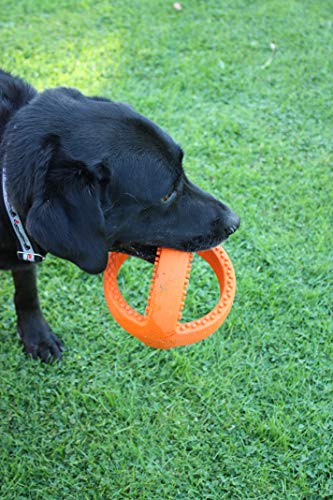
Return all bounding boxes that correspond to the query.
[103,245,236,349]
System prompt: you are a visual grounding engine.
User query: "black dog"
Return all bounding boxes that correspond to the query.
[0,69,240,362]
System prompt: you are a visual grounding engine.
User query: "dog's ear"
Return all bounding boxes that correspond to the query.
[25,136,108,274]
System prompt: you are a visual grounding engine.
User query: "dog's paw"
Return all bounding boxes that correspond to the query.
[17,313,64,363]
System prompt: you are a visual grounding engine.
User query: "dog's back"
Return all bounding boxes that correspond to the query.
[0,69,37,144]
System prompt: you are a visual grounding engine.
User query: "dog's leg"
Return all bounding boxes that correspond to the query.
[12,267,63,362]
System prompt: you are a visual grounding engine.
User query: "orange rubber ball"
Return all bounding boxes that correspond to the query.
[103,245,236,349]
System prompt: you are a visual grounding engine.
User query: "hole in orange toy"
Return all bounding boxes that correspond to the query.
[117,258,152,315]
[180,254,219,323]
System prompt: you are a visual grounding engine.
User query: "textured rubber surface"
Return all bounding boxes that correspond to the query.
[103,246,236,349]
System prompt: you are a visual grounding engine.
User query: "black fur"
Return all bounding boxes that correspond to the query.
[0,69,239,361]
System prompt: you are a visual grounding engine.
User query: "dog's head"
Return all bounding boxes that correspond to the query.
[5,87,239,273]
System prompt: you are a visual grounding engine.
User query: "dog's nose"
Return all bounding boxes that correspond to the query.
[225,213,240,236]
[213,207,240,238]
[225,223,239,236]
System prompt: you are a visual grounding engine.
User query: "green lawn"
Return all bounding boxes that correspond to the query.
[0,0,332,497]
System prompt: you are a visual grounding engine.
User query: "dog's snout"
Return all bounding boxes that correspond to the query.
[226,212,240,235]
[225,221,239,236]
[213,206,240,239]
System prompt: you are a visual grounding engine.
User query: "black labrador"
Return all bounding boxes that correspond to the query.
[0,69,240,362]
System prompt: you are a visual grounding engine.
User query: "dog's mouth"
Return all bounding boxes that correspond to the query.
[109,244,158,263]
[109,237,223,263]
[109,222,239,263]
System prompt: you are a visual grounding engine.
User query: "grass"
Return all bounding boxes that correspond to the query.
[0,0,332,497]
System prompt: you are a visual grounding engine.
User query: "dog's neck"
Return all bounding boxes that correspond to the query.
[1,158,45,263]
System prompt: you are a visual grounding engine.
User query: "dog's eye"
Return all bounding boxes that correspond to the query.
[161,191,176,204]
[161,193,171,202]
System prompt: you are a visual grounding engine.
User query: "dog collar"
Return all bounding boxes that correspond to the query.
[1,160,45,263]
